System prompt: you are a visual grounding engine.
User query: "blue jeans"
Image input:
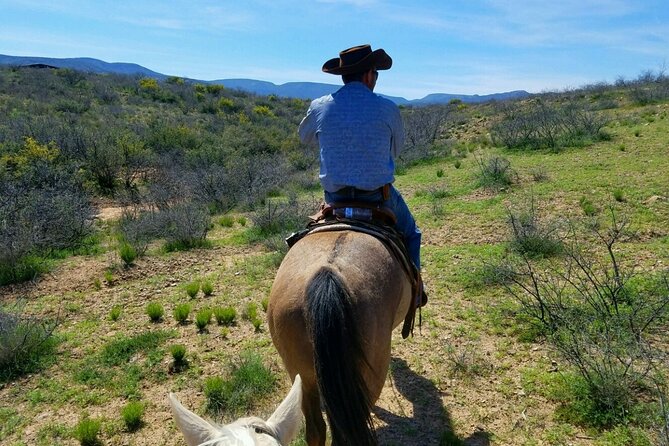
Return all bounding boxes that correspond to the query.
[324,185,422,270]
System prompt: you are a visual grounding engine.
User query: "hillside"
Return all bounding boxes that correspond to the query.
[1,68,669,445]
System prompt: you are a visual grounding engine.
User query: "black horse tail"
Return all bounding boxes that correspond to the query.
[306,267,377,446]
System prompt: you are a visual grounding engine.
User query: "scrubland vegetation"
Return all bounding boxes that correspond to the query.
[1,65,668,445]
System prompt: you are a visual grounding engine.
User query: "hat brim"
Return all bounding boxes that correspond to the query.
[322,49,392,75]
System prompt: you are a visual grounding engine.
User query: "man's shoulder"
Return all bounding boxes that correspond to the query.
[309,94,334,109]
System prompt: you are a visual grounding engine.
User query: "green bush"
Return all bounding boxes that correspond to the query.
[507,199,563,259]
[195,308,212,332]
[476,156,515,190]
[74,416,101,446]
[185,281,200,298]
[109,306,122,321]
[613,189,625,202]
[243,302,258,321]
[170,344,187,365]
[214,307,236,326]
[118,242,137,267]
[502,213,669,428]
[172,303,191,324]
[219,215,235,227]
[121,401,144,431]
[201,281,214,296]
[204,351,276,415]
[579,196,597,216]
[146,302,164,322]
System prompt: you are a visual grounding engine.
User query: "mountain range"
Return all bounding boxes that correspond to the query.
[0,54,530,106]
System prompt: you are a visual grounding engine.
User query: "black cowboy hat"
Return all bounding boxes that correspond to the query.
[322,44,392,75]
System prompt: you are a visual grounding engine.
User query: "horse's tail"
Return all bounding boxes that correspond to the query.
[306,267,377,446]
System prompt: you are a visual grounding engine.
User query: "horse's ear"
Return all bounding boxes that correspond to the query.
[169,393,220,446]
[266,374,303,445]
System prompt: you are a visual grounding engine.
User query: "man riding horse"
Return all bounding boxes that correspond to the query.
[298,44,427,306]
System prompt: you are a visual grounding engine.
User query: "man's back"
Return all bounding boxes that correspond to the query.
[298,82,404,192]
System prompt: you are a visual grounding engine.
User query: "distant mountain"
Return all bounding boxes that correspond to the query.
[0,54,166,79]
[0,54,530,105]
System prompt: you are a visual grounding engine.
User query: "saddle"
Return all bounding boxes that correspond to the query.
[286,201,423,338]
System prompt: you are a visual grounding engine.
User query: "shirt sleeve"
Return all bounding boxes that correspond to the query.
[390,105,405,158]
[298,102,318,145]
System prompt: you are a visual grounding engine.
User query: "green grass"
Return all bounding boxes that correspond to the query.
[145,302,164,322]
[170,344,187,365]
[121,401,144,431]
[213,306,237,326]
[172,303,191,324]
[185,281,200,298]
[201,280,214,296]
[195,308,213,332]
[203,351,276,415]
[100,330,174,366]
[73,416,102,446]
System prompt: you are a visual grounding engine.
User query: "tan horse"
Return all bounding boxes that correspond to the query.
[268,230,413,446]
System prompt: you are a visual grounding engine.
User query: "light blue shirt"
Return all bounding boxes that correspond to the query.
[298,82,405,192]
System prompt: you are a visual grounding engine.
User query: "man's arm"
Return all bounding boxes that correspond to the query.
[298,102,318,145]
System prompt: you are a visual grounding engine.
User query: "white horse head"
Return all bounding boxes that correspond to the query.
[169,375,302,446]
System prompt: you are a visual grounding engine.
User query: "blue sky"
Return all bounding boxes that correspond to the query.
[1,0,668,99]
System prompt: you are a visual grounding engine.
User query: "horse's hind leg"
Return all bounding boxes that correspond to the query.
[302,380,326,446]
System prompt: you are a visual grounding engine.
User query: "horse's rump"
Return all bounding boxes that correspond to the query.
[268,231,412,446]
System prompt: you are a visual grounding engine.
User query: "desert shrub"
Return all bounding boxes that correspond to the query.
[204,351,276,415]
[0,303,59,382]
[163,203,211,251]
[172,303,191,324]
[145,302,164,323]
[628,70,669,105]
[73,416,101,446]
[401,104,454,162]
[507,198,563,258]
[476,156,515,190]
[214,307,237,326]
[530,167,550,182]
[501,211,669,427]
[117,209,164,258]
[0,139,93,284]
[490,99,607,150]
[249,195,317,242]
[121,401,144,431]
